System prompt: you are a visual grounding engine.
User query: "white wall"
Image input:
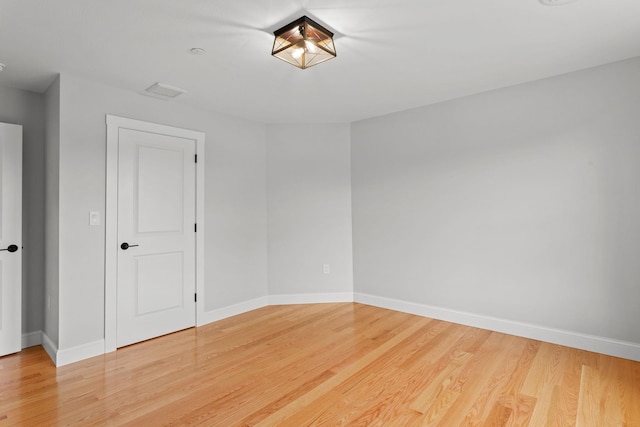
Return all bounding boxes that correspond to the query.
[54,73,267,350]
[205,118,267,310]
[8,56,640,361]
[351,57,640,345]
[0,85,46,340]
[43,77,60,348]
[266,124,353,298]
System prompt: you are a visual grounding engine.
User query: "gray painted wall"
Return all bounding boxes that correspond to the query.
[0,85,46,338]
[267,124,353,296]
[205,117,267,310]
[54,73,267,350]
[44,77,61,347]
[351,57,640,344]
[5,55,640,358]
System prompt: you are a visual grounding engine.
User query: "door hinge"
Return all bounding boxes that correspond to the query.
[195,293,197,303]
[195,154,198,163]
[194,223,197,232]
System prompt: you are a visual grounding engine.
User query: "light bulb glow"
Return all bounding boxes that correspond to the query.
[291,47,304,59]
[305,40,316,53]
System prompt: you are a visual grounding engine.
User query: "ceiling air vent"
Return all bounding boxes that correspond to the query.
[144,82,186,99]
[539,0,578,5]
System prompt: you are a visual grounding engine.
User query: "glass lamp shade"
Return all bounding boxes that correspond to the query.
[272,16,336,69]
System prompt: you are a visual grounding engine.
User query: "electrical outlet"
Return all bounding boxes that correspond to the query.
[323,264,330,275]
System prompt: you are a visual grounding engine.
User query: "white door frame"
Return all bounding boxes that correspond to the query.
[104,115,205,353]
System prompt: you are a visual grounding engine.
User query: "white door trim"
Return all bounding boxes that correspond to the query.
[105,115,205,353]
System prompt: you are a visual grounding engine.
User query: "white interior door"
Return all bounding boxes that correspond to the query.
[116,128,196,348]
[0,123,22,357]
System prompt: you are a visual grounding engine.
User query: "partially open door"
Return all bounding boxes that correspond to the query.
[0,123,22,357]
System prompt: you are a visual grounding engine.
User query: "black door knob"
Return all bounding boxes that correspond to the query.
[0,244,18,253]
[120,242,139,250]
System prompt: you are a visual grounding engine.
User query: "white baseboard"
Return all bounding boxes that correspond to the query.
[55,339,106,367]
[268,292,354,305]
[196,293,355,327]
[197,296,269,326]
[22,330,43,349]
[34,292,640,366]
[354,292,640,362]
[41,332,57,365]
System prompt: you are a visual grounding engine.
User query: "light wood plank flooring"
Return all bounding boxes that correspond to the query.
[1,303,639,426]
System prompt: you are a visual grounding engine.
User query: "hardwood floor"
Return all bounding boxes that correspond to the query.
[1,303,639,426]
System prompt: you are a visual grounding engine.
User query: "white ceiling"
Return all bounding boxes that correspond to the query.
[1,0,639,123]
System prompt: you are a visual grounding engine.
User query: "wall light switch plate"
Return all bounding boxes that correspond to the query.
[323,264,330,275]
[89,211,100,226]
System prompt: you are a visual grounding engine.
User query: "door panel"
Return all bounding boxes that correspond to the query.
[135,252,184,315]
[117,129,196,348]
[0,123,22,357]
[137,146,185,233]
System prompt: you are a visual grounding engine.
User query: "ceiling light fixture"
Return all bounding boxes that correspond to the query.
[272,16,336,69]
